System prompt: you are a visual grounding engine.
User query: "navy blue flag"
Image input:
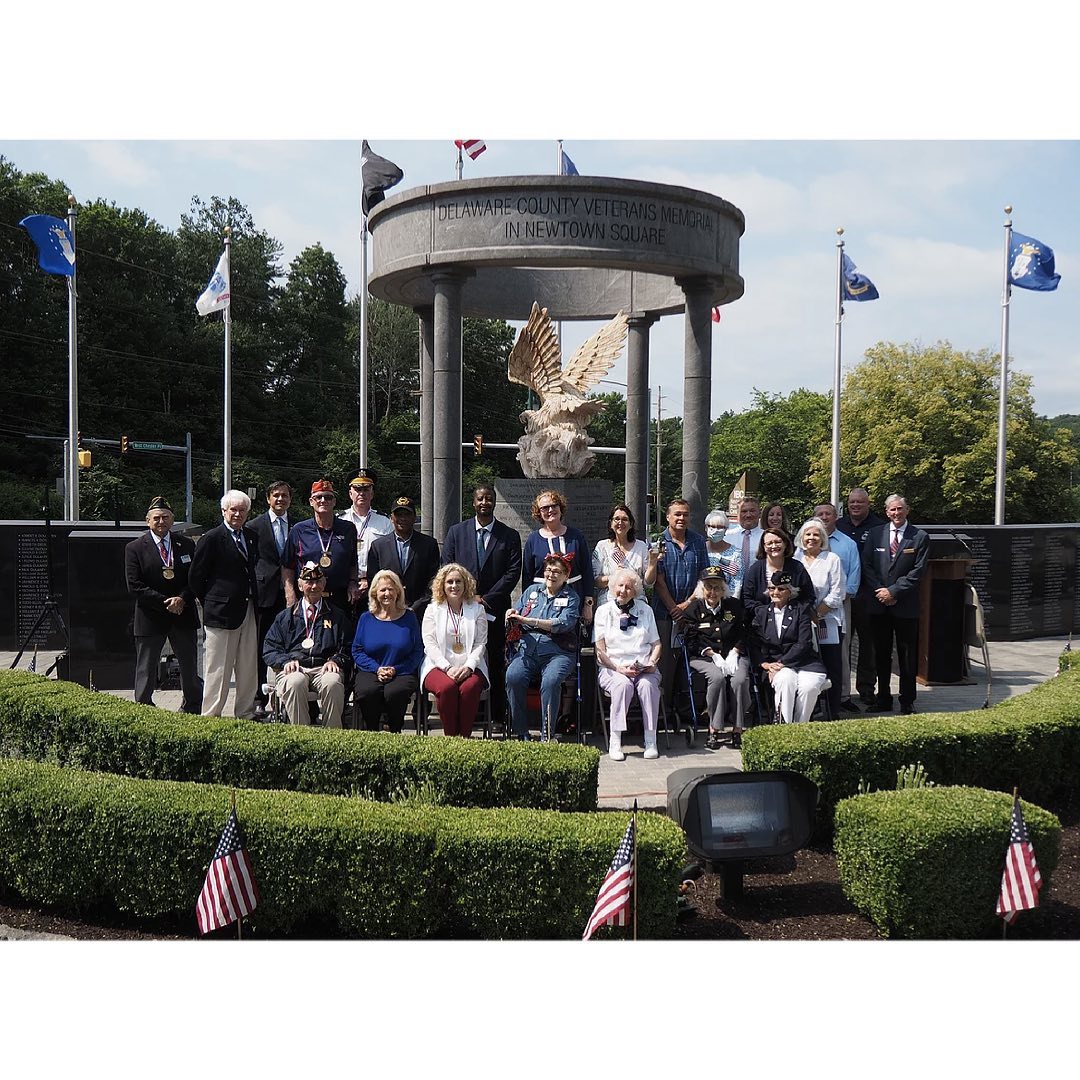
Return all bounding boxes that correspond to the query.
[561,150,579,176]
[841,252,879,302]
[20,214,76,276]
[1009,231,1060,292]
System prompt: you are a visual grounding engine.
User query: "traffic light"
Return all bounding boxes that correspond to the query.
[76,430,83,450]
[121,434,130,454]
[76,430,90,468]
[473,434,483,457]
[646,492,656,506]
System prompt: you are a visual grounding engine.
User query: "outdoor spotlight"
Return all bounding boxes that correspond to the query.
[667,767,818,897]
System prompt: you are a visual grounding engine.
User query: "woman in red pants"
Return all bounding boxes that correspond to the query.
[420,563,489,736]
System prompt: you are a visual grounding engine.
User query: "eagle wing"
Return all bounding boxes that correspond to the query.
[560,310,629,396]
[507,302,564,397]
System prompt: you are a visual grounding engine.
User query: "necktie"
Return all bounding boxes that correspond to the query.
[159,540,168,560]
[476,526,487,567]
[275,517,286,556]
[890,529,899,558]
[234,530,247,558]
[742,529,751,569]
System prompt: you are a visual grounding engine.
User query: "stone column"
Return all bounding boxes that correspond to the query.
[678,277,714,532]
[415,305,435,533]
[625,313,656,535]
[431,271,467,541]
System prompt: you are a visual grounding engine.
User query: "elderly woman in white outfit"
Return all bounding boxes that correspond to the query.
[593,567,663,761]
[792,518,846,717]
[420,563,489,737]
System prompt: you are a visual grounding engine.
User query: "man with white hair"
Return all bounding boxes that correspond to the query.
[189,489,261,718]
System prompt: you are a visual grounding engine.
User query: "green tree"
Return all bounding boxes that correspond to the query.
[709,388,831,520]
[810,341,1078,523]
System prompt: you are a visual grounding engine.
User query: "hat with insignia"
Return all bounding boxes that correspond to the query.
[700,565,726,583]
[769,570,794,588]
[146,495,172,514]
[349,468,377,488]
[391,495,416,515]
[298,560,325,581]
[310,479,336,497]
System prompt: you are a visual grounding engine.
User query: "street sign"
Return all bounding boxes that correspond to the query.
[130,441,164,451]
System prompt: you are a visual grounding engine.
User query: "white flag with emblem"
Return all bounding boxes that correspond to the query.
[195,249,230,316]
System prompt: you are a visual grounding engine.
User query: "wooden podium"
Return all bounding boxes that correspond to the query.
[917,556,975,685]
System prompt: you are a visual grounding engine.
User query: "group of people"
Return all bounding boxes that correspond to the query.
[124,477,929,758]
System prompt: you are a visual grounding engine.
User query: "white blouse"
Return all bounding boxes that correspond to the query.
[793,549,846,633]
[592,597,659,667]
[420,600,489,682]
[592,538,651,607]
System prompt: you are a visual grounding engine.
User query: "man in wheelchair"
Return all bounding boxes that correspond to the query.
[262,560,351,727]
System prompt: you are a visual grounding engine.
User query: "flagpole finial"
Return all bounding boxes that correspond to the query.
[1004,205,1012,215]
[224,225,232,239]
[836,226,844,236]
[68,194,76,208]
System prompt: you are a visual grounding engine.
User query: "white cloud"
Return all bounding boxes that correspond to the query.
[80,142,159,186]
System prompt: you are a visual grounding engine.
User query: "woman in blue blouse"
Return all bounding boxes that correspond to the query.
[504,553,581,740]
[352,570,424,732]
[520,488,594,625]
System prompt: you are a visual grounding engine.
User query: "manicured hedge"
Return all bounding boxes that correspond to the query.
[0,758,684,939]
[741,653,1080,833]
[0,672,599,813]
[835,786,1060,939]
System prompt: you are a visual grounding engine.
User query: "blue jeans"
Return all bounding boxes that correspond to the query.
[505,643,575,738]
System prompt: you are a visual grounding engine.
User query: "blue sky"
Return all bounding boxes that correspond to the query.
[4,137,1076,421]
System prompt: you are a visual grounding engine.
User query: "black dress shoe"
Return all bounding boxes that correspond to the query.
[839,700,862,714]
[867,699,894,713]
[899,704,916,715]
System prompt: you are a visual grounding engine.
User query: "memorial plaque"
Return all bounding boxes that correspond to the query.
[0,521,72,650]
[495,477,615,556]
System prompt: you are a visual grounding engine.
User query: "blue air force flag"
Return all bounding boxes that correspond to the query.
[1009,232,1060,292]
[196,250,230,316]
[20,214,76,276]
[561,150,580,176]
[841,252,879,302]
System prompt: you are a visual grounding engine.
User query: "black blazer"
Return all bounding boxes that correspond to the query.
[366,530,441,612]
[861,523,929,619]
[189,522,260,630]
[741,557,815,623]
[681,596,745,659]
[749,602,825,673]
[441,517,523,618]
[125,530,200,636]
[248,511,291,609]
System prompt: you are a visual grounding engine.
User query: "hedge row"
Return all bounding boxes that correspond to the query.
[740,653,1080,833]
[834,787,1061,938]
[0,672,599,813]
[0,757,685,939]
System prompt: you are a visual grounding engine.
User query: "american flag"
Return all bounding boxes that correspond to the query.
[88,669,97,692]
[28,646,37,673]
[455,139,486,160]
[582,816,635,940]
[196,808,260,935]
[996,795,1042,925]
[711,306,722,323]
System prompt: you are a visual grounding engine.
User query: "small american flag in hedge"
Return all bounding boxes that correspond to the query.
[196,808,260,935]
[996,795,1042,925]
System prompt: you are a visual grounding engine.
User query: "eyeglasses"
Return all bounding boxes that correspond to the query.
[538,504,559,513]
[312,494,335,502]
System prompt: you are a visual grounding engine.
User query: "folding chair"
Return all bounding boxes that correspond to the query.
[594,672,671,751]
[964,583,993,709]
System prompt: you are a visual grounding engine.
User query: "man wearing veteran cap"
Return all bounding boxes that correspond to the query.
[124,495,203,713]
[261,560,350,727]
[365,494,440,616]
[282,480,360,615]
[338,468,392,606]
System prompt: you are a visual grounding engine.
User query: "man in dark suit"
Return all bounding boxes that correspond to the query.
[861,493,930,715]
[441,484,523,732]
[124,495,203,713]
[248,479,293,716]
[189,489,261,719]
[366,495,440,617]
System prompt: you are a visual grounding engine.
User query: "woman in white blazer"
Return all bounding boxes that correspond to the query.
[421,563,489,737]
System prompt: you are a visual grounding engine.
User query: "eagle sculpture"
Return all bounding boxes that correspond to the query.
[507,302,629,478]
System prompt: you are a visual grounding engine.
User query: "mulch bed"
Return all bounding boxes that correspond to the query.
[4,806,1079,941]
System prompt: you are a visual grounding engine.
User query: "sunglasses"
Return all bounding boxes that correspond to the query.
[312,494,335,501]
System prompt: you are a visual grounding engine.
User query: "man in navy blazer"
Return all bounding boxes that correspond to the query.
[124,495,203,714]
[861,493,929,715]
[441,485,523,731]
[189,489,261,719]
[366,495,441,615]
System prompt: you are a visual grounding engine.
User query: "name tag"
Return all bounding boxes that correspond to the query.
[903,547,915,554]
[875,547,886,552]
[698,622,711,629]
[180,554,191,563]
[554,597,569,608]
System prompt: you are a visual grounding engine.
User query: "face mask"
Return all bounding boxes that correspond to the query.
[707,529,725,542]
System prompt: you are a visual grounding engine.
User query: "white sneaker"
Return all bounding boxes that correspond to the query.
[643,743,659,760]
[608,733,625,762]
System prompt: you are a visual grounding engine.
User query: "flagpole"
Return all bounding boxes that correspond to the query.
[557,139,564,174]
[67,196,79,522]
[632,800,638,942]
[359,208,369,468]
[995,206,1013,526]
[456,145,463,181]
[830,228,844,510]
[222,227,233,495]
[232,790,242,941]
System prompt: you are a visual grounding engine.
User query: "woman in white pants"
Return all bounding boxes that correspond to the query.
[749,570,828,724]
[593,567,663,760]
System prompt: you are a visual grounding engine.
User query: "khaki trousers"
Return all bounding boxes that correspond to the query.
[274,666,345,728]
[202,601,258,718]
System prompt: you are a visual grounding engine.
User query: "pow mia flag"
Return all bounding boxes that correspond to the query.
[361,141,404,217]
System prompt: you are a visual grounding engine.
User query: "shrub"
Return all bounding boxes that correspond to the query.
[741,653,1080,834]
[834,786,1060,939]
[0,672,599,812]
[0,758,685,939]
